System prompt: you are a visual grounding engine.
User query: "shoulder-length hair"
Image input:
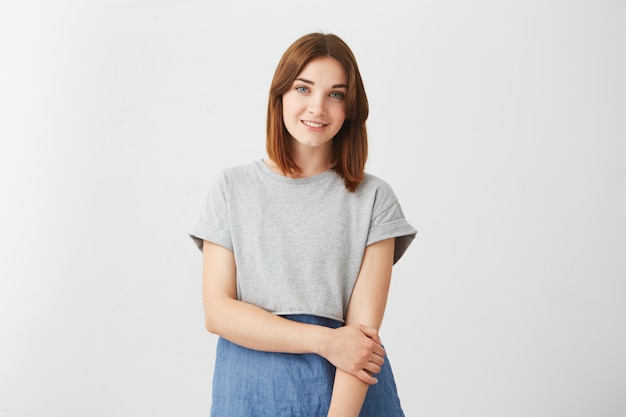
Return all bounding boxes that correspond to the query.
[266,32,369,192]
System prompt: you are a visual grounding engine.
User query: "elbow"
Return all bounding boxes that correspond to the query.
[203,294,235,335]
[204,316,220,335]
[203,303,223,335]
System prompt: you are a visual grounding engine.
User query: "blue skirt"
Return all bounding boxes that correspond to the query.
[210,315,405,417]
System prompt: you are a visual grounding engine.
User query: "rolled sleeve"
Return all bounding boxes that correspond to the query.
[366,201,417,264]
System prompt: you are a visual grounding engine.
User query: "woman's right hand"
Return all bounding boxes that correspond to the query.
[319,324,385,385]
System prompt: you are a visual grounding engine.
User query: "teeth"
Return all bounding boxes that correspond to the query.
[303,121,325,128]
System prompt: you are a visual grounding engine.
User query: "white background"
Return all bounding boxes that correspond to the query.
[1,0,625,416]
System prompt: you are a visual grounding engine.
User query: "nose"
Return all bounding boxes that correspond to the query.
[307,94,326,115]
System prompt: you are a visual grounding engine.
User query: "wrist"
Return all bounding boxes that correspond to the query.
[311,325,333,358]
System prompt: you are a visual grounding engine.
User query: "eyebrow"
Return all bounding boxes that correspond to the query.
[295,78,348,89]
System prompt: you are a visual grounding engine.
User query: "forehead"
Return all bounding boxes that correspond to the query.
[296,56,347,84]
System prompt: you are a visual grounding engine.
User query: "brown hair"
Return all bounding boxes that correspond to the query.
[266,33,369,192]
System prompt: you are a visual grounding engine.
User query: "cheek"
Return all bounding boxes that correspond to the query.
[281,95,300,118]
[335,105,347,122]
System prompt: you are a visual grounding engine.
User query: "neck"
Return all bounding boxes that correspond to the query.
[266,144,333,179]
[291,157,332,178]
[290,143,333,178]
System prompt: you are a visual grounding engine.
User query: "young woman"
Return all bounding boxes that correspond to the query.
[190,32,416,417]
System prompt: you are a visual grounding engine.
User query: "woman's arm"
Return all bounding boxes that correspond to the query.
[201,240,385,384]
[326,238,396,417]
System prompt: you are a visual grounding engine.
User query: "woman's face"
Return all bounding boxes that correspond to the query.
[281,56,347,152]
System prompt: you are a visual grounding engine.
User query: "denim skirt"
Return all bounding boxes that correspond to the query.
[210,314,405,417]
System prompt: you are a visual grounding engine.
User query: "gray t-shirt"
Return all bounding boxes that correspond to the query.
[190,160,416,322]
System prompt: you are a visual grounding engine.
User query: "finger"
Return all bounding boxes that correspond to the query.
[368,351,384,366]
[359,327,384,348]
[357,370,378,385]
[365,362,382,375]
[358,325,380,341]
[372,344,386,359]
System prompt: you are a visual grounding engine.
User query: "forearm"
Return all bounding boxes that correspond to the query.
[327,369,369,417]
[326,238,396,416]
[204,296,331,355]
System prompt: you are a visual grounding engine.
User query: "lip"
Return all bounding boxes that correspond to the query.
[301,120,329,129]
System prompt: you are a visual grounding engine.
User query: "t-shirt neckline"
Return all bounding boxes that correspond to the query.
[257,159,336,184]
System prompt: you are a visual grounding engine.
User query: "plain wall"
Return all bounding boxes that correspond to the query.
[1,0,625,416]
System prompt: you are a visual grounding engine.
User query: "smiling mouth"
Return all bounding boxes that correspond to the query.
[302,120,328,128]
